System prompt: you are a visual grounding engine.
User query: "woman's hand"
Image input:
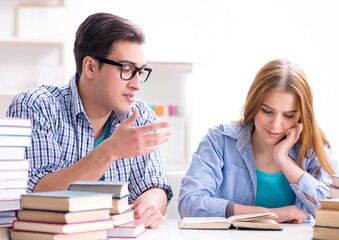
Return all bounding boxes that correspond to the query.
[271,205,308,224]
[273,123,303,161]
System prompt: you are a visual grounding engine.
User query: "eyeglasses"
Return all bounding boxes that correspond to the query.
[91,56,152,83]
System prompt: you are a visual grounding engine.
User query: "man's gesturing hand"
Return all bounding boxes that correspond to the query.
[105,108,172,159]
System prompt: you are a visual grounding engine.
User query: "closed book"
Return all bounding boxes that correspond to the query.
[0,226,10,240]
[0,125,32,136]
[0,147,26,160]
[69,180,129,198]
[107,219,146,238]
[10,229,107,240]
[315,209,339,228]
[0,188,27,200]
[0,199,21,211]
[319,198,339,211]
[0,135,32,147]
[110,195,130,214]
[20,190,113,212]
[0,159,29,170]
[0,216,16,225]
[313,226,339,240]
[12,219,115,234]
[328,184,339,198]
[0,117,32,127]
[0,178,28,189]
[0,170,28,180]
[17,209,111,223]
[111,209,135,226]
[331,174,339,188]
[179,213,282,230]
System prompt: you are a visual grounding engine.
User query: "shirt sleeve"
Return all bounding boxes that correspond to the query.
[291,146,337,217]
[127,102,173,203]
[178,127,229,218]
[6,89,64,192]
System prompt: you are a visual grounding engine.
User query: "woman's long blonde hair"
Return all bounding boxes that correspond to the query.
[241,59,335,175]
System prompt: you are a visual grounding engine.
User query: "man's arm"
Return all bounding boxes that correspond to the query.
[33,110,171,192]
[131,187,168,229]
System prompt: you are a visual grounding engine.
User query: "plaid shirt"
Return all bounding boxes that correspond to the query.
[6,75,173,203]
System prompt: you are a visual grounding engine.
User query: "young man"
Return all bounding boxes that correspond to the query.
[6,12,172,228]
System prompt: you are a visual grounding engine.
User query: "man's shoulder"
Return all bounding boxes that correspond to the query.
[13,84,70,107]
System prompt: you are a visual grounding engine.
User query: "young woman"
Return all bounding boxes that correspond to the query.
[178,59,336,223]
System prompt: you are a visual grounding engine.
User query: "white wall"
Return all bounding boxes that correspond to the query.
[3,0,338,171]
[49,0,339,172]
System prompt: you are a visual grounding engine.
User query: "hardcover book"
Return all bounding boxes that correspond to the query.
[110,195,130,214]
[0,147,26,160]
[12,219,115,234]
[179,212,282,230]
[319,198,339,211]
[107,219,146,238]
[313,225,339,240]
[10,229,108,240]
[0,117,32,127]
[16,208,111,223]
[20,190,113,212]
[111,209,135,226]
[69,180,130,198]
[315,209,339,228]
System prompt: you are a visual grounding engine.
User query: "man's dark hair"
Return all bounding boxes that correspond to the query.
[73,12,145,76]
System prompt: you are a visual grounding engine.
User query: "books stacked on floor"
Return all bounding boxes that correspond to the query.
[10,190,115,240]
[69,180,135,226]
[313,174,339,240]
[0,117,32,240]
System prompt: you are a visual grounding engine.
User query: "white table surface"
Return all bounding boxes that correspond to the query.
[111,219,314,240]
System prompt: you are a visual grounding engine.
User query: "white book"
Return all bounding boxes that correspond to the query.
[0,147,26,160]
[0,160,29,170]
[0,135,32,147]
[0,117,32,127]
[0,170,28,180]
[0,126,32,136]
[0,179,28,189]
[0,188,27,200]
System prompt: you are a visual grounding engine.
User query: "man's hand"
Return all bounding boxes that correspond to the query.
[131,198,164,228]
[106,108,171,159]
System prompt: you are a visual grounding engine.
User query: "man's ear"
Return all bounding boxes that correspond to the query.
[82,56,97,78]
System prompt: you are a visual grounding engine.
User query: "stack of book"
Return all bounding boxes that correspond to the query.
[10,190,115,240]
[69,180,135,226]
[0,117,32,240]
[313,174,339,239]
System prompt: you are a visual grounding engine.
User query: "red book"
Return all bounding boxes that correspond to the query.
[107,219,146,238]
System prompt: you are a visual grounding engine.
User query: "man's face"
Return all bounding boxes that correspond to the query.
[92,40,146,114]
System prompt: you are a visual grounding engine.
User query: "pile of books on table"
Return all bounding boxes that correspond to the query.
[0,117,32,240]
[10,190,115,240]
[69,180,147,238]
[313,174,339,240]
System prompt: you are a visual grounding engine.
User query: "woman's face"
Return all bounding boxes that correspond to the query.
[253,91,300,146]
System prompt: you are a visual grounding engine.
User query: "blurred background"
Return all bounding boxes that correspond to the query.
[0,0,338,172]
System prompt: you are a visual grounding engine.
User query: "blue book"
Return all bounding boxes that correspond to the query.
[69,180,130,198]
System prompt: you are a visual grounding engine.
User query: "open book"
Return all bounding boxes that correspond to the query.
[179,212,282,230]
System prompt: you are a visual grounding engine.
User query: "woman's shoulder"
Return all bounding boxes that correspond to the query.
[210,122,247,137]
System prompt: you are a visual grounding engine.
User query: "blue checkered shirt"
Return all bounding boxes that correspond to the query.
[6,75,173,203]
